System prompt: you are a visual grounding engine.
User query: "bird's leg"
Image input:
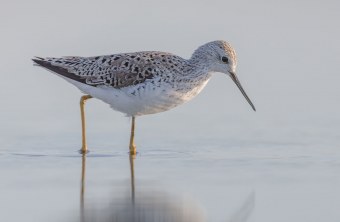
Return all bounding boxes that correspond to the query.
[80,95,92,153]
[129,116,137,155]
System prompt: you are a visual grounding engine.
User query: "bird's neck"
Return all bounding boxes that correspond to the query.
[185,52,213,79]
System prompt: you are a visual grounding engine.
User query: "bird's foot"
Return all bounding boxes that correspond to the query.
[79,146,89,154]
[129,144,137,155]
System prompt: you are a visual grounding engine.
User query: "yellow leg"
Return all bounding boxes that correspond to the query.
[129,116,137,155]
[80,95,92,153]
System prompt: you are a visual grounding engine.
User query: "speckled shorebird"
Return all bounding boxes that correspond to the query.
[32,40,255,154]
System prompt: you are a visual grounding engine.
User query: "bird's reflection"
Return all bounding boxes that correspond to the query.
[129,154,135,204]
[79,153,255,222]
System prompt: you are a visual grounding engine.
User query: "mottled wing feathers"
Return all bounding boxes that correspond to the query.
[33,52,183,89]
[32,58,88,85]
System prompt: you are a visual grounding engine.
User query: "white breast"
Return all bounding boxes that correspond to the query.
[126,76,211,116]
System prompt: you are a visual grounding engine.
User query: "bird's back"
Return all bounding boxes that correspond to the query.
[33,51,188,88]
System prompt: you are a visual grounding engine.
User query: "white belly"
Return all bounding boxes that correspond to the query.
[63,75,211,116]
[130,79,211,116]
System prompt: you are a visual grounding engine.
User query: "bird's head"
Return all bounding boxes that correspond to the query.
[192,40,256,111]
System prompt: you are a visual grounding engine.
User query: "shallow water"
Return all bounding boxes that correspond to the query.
[1,131,339,222]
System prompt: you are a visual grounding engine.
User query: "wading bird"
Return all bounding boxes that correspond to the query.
[33,40,255,154]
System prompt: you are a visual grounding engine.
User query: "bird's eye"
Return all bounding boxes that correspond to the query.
[221,56,228,63]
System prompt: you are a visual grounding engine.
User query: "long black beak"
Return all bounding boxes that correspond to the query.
[229,72,256,111]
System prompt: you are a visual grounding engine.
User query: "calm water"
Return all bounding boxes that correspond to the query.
[1,127,339,222]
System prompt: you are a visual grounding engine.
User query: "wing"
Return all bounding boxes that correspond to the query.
[32,52,183,89]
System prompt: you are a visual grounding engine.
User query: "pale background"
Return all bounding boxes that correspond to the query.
[0,0,339,222]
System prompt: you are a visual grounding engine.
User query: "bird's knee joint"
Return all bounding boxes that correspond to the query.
[80,95,92,105]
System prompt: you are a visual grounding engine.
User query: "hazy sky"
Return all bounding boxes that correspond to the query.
[0,0,339,145]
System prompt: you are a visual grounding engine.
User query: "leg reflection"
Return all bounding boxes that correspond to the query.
[129,153,136,205]
[79,153,137,222]
[80,153,86,222]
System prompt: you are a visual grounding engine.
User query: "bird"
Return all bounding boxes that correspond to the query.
[32,40,255,154]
